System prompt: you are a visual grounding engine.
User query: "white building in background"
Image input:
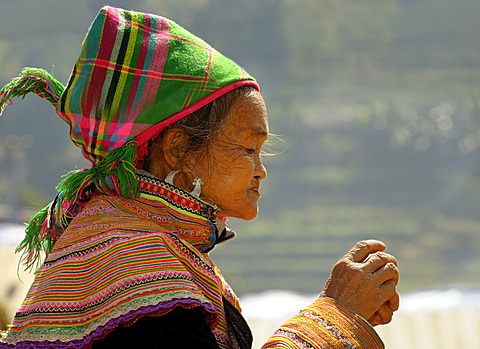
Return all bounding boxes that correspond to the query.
[376,287,480,349]
[2,223,480,349]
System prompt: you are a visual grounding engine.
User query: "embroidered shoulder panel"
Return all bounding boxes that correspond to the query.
[2,194,234,349]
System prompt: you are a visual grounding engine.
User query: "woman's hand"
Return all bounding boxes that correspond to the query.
[319,240,400,326]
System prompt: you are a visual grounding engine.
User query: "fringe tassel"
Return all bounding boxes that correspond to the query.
[15,205,53,272]
[16,142,140,272]
[0,67,64,114]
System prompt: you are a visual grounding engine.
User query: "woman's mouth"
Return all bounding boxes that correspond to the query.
[250,187,260,195]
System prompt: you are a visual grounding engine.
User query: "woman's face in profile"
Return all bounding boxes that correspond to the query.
[195,90,269,220]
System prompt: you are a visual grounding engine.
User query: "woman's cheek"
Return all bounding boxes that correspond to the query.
[223,156,253,173]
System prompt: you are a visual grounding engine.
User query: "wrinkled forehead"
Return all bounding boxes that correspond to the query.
[222,91,269,137]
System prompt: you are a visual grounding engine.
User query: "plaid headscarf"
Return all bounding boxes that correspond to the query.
[0,6,259,269]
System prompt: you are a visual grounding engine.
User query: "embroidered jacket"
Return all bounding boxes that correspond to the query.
[1,172,383,349]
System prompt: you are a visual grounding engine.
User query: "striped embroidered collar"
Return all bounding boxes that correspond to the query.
[136,170,218,222]
[136,170,235,248]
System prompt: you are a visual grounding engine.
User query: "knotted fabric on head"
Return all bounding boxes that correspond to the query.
[0,6,259,270]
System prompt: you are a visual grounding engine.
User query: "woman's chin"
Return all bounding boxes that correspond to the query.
[223,207,259,221]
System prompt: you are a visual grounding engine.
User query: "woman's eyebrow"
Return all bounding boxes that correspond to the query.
[235,125,268,137]
[251,125,269,137]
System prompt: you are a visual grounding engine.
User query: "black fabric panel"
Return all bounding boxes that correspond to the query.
[90,307,221,349]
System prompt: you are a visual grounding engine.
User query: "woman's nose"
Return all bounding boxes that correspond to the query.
[255,157,267,180]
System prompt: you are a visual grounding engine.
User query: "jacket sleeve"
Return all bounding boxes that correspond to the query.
[262,298,384,349]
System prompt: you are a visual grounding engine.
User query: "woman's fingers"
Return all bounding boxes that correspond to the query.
[364,251,398,270]
[387,292,400,312]
[320,240,400,324]
[370,260,400,289]
[345,240,387,263]
[368,303,394,326]
[351,241,400,288]
[368,293,400,326]
[359,246,399,288]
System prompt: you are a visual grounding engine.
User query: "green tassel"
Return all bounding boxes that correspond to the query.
[16,142,140,272]
[0,67,65,114]
[15,205,53,272]
[103,141,140,198]
[55,142,139,230]
[57,142,139,200]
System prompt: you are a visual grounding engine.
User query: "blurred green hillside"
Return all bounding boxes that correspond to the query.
[1,0,480,295]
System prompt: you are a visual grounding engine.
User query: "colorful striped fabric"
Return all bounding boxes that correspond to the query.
[263,298,384,348]
[1,172,239,348]
[0,172,385,348]
[56,6,259,163]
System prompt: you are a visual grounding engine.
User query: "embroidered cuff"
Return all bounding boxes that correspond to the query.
[263,297,384,349]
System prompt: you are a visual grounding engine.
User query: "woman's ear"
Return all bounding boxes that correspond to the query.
[148,128,189,179]
[160,128,189,169]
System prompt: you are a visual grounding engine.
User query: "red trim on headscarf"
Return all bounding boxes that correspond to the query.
[135,80,260,162]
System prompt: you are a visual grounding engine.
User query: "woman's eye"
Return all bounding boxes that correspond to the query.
[235,144,256,155]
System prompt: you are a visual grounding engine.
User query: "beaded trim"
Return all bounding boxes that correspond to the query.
[136,170,217,222]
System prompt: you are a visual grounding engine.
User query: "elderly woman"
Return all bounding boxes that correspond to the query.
[0,6,399,349]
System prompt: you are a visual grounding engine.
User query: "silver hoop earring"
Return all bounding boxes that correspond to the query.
[189,170,203,197]
[164,169,203,197]
[164,170,181,185]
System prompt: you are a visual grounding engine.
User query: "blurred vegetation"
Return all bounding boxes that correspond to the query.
[1,0,480,295]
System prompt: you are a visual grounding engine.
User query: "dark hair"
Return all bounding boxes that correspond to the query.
[143,85,257,169]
